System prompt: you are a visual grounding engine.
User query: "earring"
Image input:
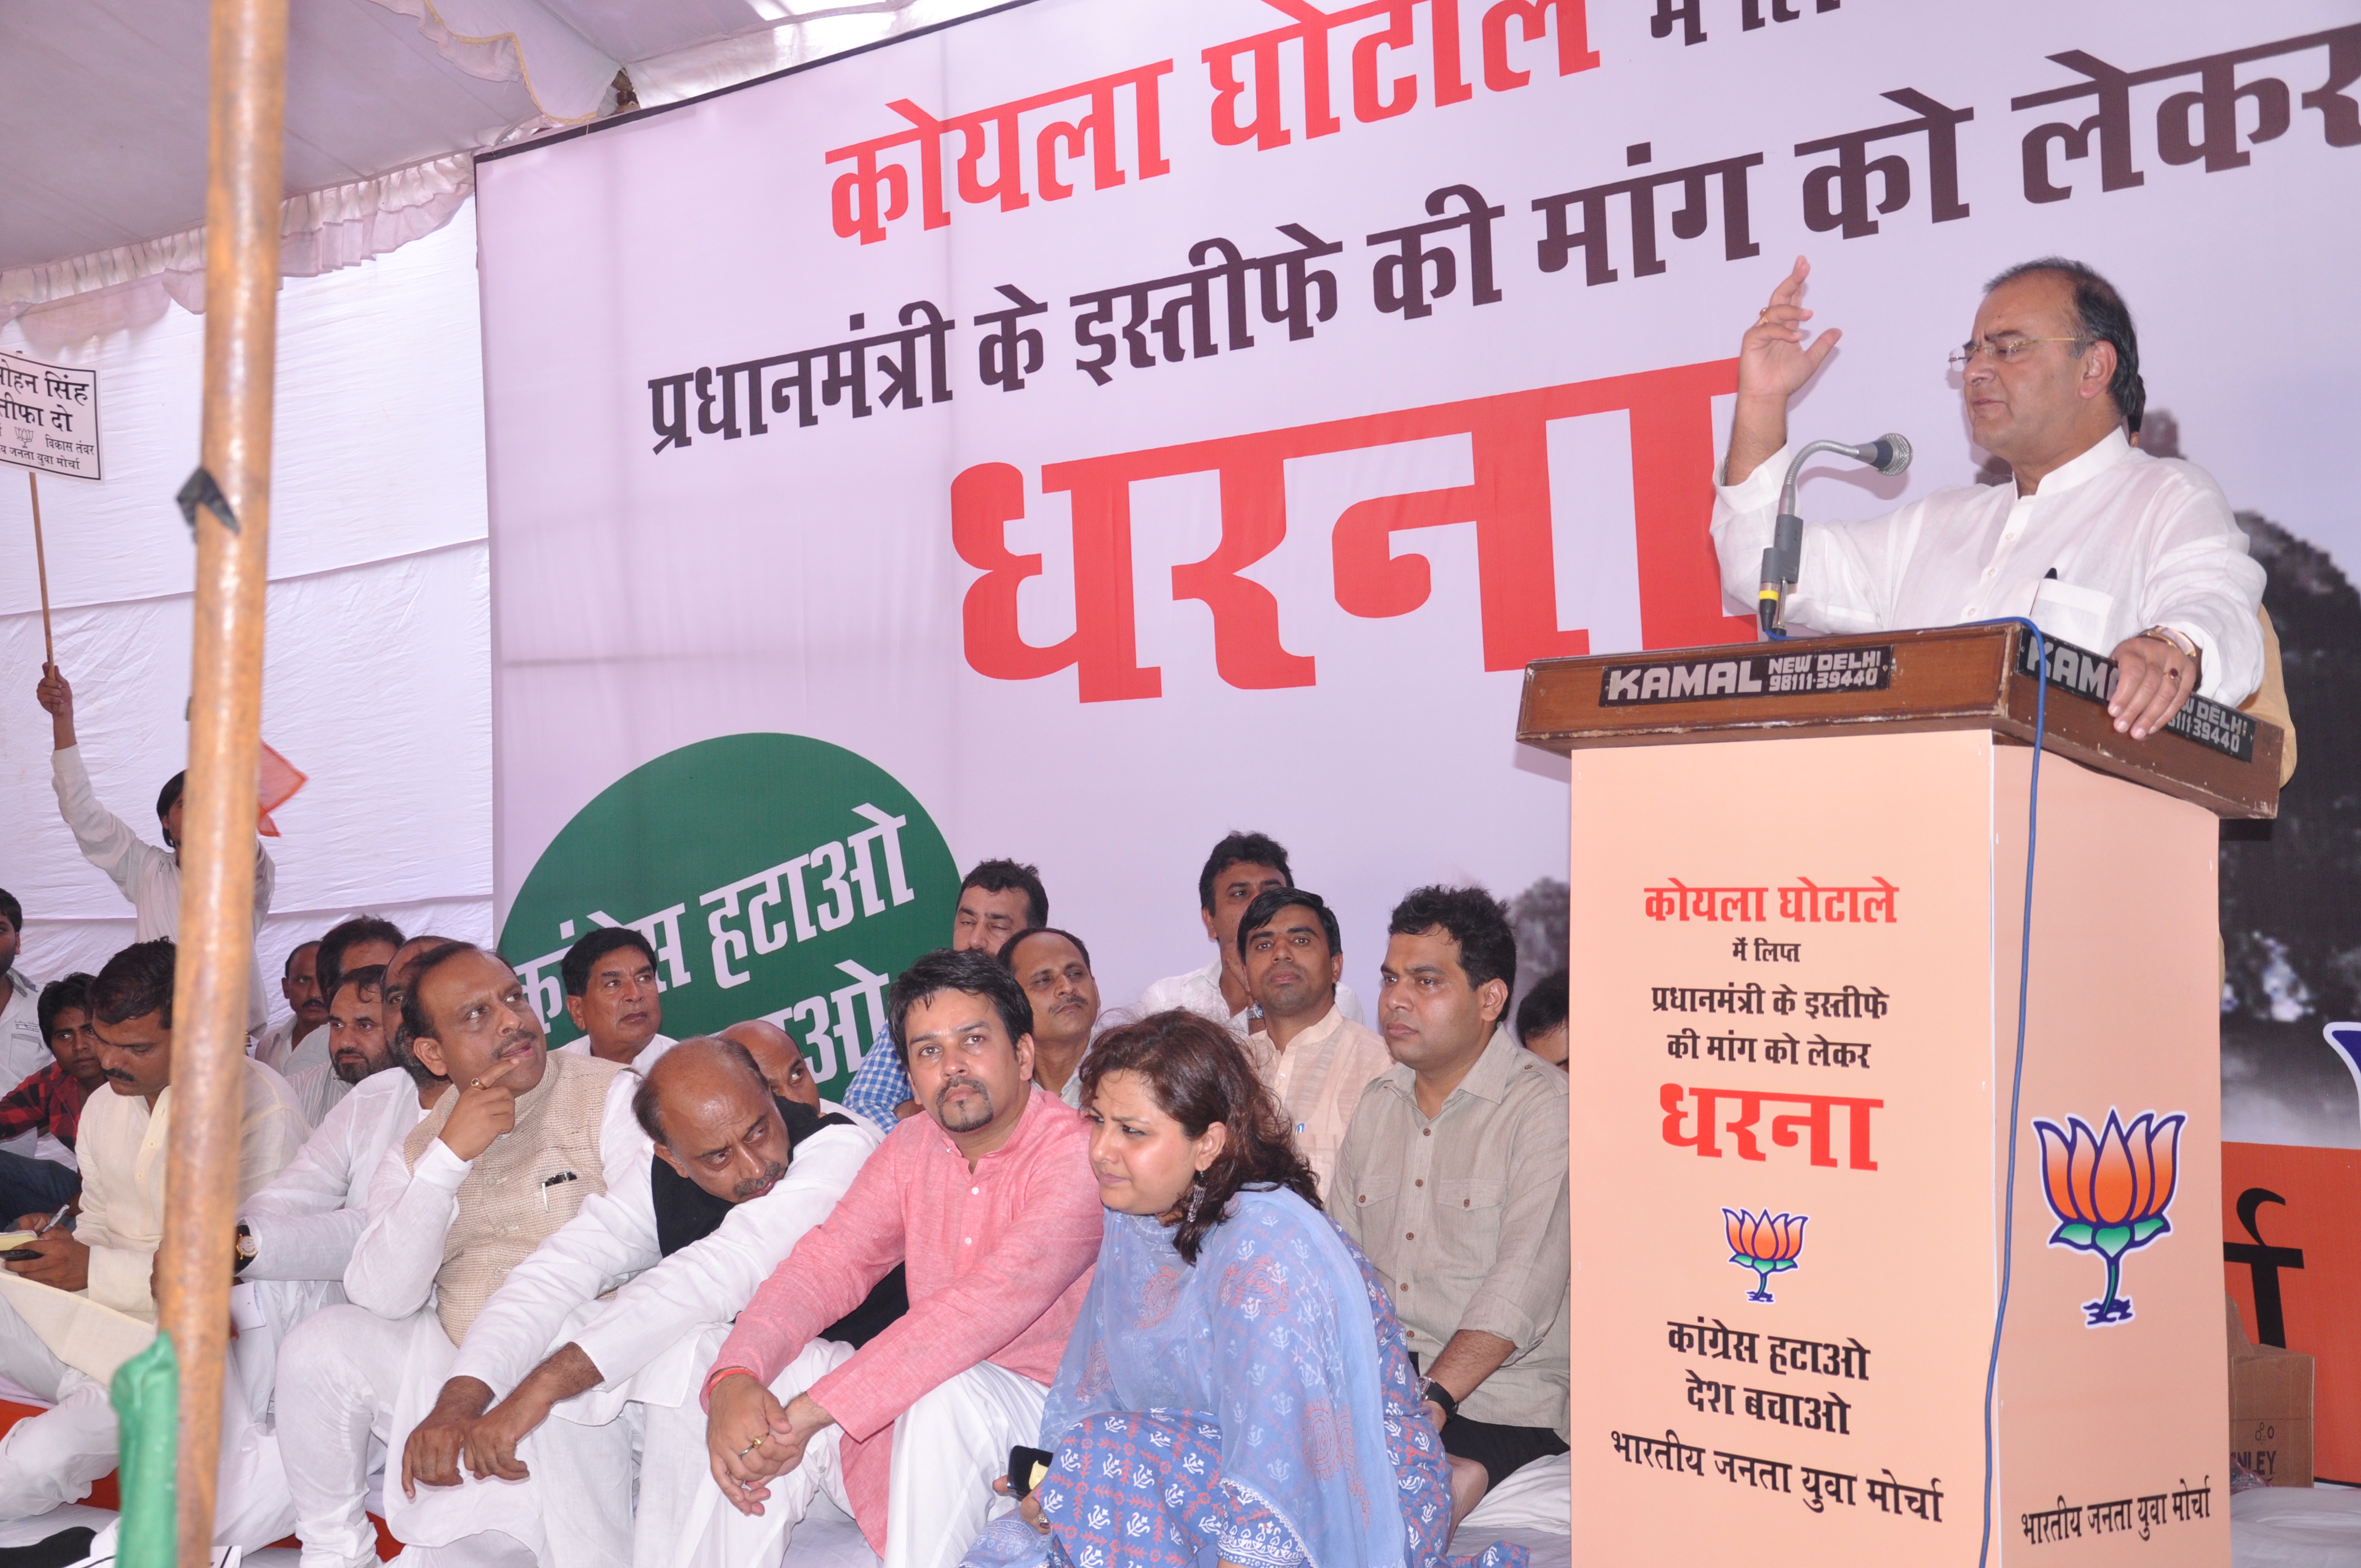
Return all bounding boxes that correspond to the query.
[1184,1173,1206,1227]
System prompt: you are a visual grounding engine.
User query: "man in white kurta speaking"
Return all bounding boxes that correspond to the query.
[1713,256,2266,729]
[400,1036,888,1568]
[276,942,641,1568]
[0,940,305,1527]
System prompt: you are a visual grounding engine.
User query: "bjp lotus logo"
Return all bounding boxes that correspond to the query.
[1723,1208,1807,1303]
[2033,1109,2185,1327]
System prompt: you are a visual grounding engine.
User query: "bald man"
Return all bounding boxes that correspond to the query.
[404,1037,893,1568]
[717,1021,821,1113]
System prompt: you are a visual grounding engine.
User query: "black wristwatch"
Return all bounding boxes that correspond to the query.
[232,1222,257,1277]
[1421,1378,1461,1423]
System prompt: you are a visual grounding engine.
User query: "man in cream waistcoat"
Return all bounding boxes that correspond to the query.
[275,943,649,1568]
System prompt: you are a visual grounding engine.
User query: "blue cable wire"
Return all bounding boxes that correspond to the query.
[1977,616,2047,1568]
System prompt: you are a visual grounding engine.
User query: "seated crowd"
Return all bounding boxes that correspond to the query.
[0,829,1574,1568]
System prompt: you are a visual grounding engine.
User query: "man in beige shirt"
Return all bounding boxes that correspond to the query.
[1334,885,1570,1525]
[1236,889,1389,1199]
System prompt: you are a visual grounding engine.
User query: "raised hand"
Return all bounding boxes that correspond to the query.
[1727,257,1843,484]
[34,667,74,750]
[438,1052,529,1162]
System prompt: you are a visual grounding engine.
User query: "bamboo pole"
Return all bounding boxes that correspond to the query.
[157,0,288,1557]
[29,471,55,673]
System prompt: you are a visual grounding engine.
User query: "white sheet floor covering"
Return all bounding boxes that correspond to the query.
[0,1460,1576,1567]
[7,1463,2349,1568]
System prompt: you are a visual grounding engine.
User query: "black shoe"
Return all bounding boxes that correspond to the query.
[0,1526,98,1568]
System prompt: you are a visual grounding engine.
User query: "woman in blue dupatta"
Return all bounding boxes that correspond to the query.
[965,1010,1525,1568]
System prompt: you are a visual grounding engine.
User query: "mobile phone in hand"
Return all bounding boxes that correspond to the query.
[1007,1445,1053,1500]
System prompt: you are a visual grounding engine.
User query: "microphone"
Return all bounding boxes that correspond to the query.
[1758,433,1913,639]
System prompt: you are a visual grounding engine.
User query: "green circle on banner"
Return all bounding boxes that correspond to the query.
[498,733,955,1093]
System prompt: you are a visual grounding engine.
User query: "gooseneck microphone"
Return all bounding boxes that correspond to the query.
[1757,433,1913,639]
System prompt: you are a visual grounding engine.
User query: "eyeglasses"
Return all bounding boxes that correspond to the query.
[1947,336,2089,372]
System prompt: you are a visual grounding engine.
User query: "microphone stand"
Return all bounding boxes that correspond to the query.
[1758,434,1912,641]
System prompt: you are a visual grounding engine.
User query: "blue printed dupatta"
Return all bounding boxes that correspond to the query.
[965,1186,1525,1568]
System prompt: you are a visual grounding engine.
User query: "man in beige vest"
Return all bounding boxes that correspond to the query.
[275,943,648,1568]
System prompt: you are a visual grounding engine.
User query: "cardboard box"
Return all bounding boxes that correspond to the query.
[2230,1294,2316,1486]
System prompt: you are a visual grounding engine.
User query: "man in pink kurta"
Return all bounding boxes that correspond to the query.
[693,948,1100,1568]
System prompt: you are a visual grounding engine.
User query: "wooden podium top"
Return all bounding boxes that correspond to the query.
[1516,623,2282,819]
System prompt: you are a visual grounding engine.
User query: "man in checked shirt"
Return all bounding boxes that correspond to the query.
[0,975,107,1222]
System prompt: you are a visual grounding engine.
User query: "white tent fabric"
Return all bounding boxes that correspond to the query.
[2,155,476,347]
[0,210,494,1008]
[365,0,622,124]
[2,0,1007,293]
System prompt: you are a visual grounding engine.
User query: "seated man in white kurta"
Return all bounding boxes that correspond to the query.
[275,943,641,1568]
[223,940,457,1537]
[1713,256,2265,733]
[402,1036,893,1568]
[0,939,304,1531]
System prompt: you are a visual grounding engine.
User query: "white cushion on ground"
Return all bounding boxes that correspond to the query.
[2234,1486,2361,1568]
[788,1491,880,1568]
[1461,1451,1571,1533]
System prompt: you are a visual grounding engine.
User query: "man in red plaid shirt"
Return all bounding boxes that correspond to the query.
[0,974,107,1221]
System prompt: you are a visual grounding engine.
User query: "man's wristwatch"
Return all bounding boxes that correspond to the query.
[232,1223,257,1277]
[2139,625,2202,673]
[1420,1378,1461,1423]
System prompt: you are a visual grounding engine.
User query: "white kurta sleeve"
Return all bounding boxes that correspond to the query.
[568,1118,879,1391]
[445,1078,660,1398]
[51,746,166,903]
[253,840,275,923]
[2134,467,2266,705]
[1709,443,1917,633]
[240,1077,390,1280]
[346,1132,469,1319]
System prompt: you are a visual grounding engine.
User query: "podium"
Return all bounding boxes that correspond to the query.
[1519,625,2281,1565]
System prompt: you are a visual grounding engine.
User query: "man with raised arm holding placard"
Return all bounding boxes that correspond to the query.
[34,669,278,1033]
[1711,255,2266,739]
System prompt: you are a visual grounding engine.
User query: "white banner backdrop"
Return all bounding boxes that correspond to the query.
[476,0,2360,1068]
[1,212,495,1002]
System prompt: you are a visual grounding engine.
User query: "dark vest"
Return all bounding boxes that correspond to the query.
[649,1096,908,1348]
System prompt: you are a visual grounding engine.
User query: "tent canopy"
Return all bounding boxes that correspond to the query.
[4,0,988,284]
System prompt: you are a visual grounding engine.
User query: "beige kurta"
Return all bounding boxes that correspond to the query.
[0,1056,306,1387]
[76,1057,308,1317]
[1239,1002,1392,1201]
